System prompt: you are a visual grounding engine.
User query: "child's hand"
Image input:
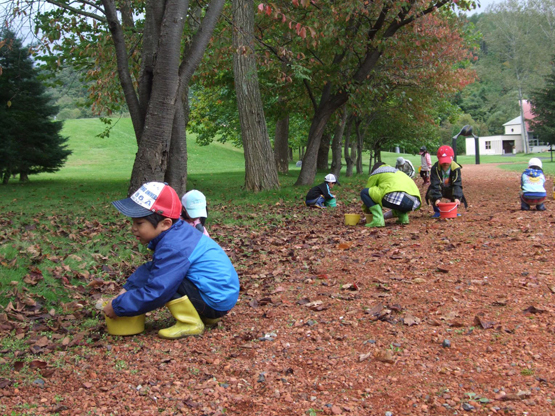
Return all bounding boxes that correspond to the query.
[103,299,117,319]
[454,199,461,206]
[434,200,440,206]
[117,288,127,296]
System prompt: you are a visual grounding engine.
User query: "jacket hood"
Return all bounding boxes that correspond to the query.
[524,167,543,178]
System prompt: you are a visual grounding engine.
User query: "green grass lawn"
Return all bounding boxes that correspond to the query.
[0,117,553,312]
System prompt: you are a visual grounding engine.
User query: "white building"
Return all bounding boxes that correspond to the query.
[465,101,550,155]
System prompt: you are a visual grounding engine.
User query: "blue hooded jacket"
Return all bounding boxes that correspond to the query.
[521,167,546,198]
[112,219,239,317]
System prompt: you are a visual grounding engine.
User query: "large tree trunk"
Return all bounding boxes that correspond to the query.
[100,0,224,195]
[317,133,331,171]
[331,107,348,178]
[233,0,280,192]
[128,1,188,193]
[274,113,290,174]
[294,87,348,185]
[164,91,189,196]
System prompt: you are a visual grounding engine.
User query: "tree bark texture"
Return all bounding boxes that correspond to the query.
[317,133,331,171]
[274,114,290,174]
[344,117,354,177]
[233,0,280,192]
[164,91,189,196]
[355,121,363,174]
[330,107,348,178]
[128,0,188,194]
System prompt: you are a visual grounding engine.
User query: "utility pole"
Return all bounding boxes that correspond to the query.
[518,85,530,154]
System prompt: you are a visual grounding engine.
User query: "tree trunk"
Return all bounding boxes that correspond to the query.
[317,133,331,171]
[19,171,29,182]
[330,106,348,178]
[356,122,363,174]
[344,116,354,177]
[274,113,290,174]
[233,0,280,192]
[2,170,10,185]
[128,1,188,193]
[99,0,225,195]
[164,90,189,196]
[294,87,348,185]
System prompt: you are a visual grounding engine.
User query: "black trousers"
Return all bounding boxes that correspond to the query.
[172,278,229,319]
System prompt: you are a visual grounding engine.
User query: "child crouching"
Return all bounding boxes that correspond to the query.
[521,158,547,211]
[103,182,239,339]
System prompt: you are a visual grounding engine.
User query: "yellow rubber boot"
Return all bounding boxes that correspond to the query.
[201,317,221,328]
[158,296,204,339]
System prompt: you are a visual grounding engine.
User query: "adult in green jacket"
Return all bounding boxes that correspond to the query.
[360,162,422,227]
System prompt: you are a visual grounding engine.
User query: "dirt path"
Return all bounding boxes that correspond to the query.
[2,164,555,416]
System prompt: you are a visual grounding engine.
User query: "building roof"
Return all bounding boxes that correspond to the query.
[502,100,535,131]
[503,116,521,126]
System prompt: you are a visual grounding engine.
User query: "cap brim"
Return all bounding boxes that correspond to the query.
[438,157,452,164]
[185,207,208,218]
[112,198,153,218]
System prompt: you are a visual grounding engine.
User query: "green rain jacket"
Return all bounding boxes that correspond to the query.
[365,166,422,208]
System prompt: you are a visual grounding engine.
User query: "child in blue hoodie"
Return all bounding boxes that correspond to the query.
[521,158,547,211]
[103,182,239,339]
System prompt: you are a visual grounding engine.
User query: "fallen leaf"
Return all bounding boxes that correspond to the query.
[523,306,546,314]
[374,350,395,364]
[474,315,495,329]
[359,352,373,362]
[403,315,421,326]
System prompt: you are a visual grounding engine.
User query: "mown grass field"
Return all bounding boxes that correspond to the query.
[0,117,553,313]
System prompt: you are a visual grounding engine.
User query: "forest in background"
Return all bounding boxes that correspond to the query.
[41,0,555,152]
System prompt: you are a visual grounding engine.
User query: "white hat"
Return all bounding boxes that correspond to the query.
[324,173,340,185]
[528,158,542,169]
[181,190,207,218]
[396,157,405,165]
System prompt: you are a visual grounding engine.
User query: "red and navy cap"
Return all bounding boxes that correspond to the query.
[112,182,182,219]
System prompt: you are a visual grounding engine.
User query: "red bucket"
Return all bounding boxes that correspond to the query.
[437,202,458,219]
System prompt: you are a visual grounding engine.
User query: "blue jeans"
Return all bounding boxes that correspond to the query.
[173,278,228,319]
[360,189,415,213]
[306,196,325,207]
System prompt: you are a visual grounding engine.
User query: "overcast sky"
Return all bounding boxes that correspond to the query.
[465,0,498,15]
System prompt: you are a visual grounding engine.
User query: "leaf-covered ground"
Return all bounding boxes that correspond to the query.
[2,164,555,416]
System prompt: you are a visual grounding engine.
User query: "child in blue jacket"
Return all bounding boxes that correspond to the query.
[103,182,239,339]
[521,158,547,211]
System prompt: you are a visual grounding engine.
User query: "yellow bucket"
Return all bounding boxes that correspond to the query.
[365,213,373,223]
[105,314,145,336]
[344,213,361,226]
[103,301,145,336]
